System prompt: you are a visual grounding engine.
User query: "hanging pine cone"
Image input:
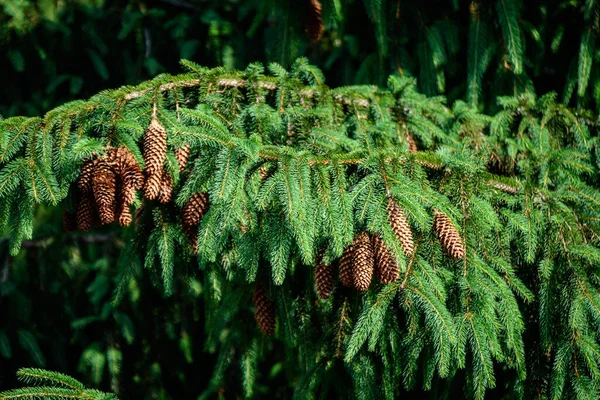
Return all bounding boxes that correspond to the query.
[315,256,334,300]
[77,159,97,193]
[157,173,173,204]
[372,234,399,284]
[175,145,190,172]
[406,133,417,153]
[253,285,276,335]
[339,243,355,288]
[143,118,167,200]
[433,210,465,259]
[92,160,117,225]
[63,210,77,232]
[118,205,132,227]
[76,194,95,231]
[181,192,209,227]
[387,198,414,257]
[352,232,375,291]
[306,0,324,42]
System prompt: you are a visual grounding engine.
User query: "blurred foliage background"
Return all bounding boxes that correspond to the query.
[2,0,600,398]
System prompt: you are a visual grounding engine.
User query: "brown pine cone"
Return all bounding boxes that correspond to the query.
[372,234,399,284]
[406,133,417,153]
[339,243,355,288]
[307,0,324,42]
[387,198,414,257]
[157,173,174,204]
[353,232,375,291]
[181,192,209,226]
[143,118,167,199]
[77,159,97,193]
[117,202,133,227]
[433,210,465,259]
[92,160,117,225]
[175,145,190,172]
[315,257,334,300]
[76,194,95,231]
[253,285,276,335]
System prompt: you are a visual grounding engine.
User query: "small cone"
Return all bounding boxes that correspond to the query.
[433,210,465,259]
[118,206,132,227]
[387,198,414,257]
[315,255,334,299]
[76,194,95,231]
[253,285,276,335]
[339,243,355,288]
[143,118,167,200]
[307,0,324,42]
[92,160,117,225]
[158,173,174,204]
[352,232,375,291]
[259,167,269,180]
[181,192,209,226]
[77,159,97,193]
[406,133,417,153]
[63,210,77,232]
[175,145,190,172]
[372,235,399,283]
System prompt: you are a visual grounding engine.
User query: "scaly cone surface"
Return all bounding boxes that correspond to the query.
[253,284,276,335]
[433,209,465,259]
[352,232,375,292]
[143,118,167,200]
[387,198,415,257]
[372,234,399,284]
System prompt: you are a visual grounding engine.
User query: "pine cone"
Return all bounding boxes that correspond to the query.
[175,145,190,172]
[406,133,417,153]
[63,210,77,232]
[118,205,132,227]
[253,285,276,335]
[387,198,414,257]
[158,173,174,204]
[143,118,167,199]
[77,159,97,193]
[339,243,355,288]
[372,235,399,284]
[433,210,465,259]
[181,192,209,226]
[307,0,324,42]
[315,257,334,299]
[76,194,95,231]
[353,232,375,291]
[92,160,117,225]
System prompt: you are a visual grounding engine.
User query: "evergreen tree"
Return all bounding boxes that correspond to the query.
[3,1,600,399]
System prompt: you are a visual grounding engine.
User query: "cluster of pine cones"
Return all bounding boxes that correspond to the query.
[314,199,465,300]
[69,118,209,252]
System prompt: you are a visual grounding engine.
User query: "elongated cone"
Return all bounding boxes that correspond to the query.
[175,145,190,172]
[315,254,334,299]
[181,192,209,227]
[307,0,324,42]
[353,232,374,291]
[406,133,417,153]
[433,210,465,259]
[92,160,117,225]
[372,234,399,283]
[143,118,167,199]
[77,194,95,231]
[253,285,276,335]
[339,243,355,288]
[157,173,173,204]
[387,198,414,257]
[78,159,97,193]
